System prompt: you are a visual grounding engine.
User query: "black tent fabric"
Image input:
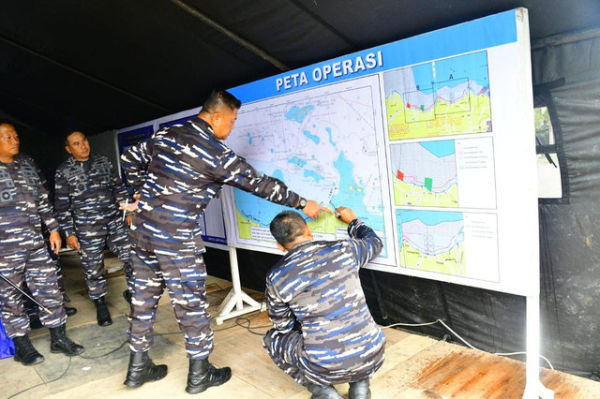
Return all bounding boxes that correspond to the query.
[1,0,600,379]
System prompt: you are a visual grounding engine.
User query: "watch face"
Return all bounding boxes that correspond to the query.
[300,198,307,208]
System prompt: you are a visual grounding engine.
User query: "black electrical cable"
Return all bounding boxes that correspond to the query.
[8,356,72,399]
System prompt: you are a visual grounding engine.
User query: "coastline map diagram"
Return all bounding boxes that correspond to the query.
[384,50,492,140]
[226,76,392,262]
[397,209,466,276]
[390,139,458,207]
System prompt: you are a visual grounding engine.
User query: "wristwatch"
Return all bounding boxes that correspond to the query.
[297,197,307,210]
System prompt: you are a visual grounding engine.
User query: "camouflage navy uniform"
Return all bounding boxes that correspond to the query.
[54,154,132,299]
[0,154,67,337]
[264,219,385,386]
[121,117,302,359]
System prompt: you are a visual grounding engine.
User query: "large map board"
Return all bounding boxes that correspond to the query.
[223,9,538,296]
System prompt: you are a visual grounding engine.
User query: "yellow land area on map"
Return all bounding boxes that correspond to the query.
[386,91,491,141]
[400,240,466,275]
[394,178,459,207]
[236,208,345,241]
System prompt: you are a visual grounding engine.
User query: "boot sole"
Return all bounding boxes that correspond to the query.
[186,371,232,394]
[14,355,44,366]
[51,347,85,356]
[124,371,168,388]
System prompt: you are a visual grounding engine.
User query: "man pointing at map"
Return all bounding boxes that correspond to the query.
[120,90,330,393]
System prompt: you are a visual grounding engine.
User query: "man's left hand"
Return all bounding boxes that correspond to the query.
[302,200,332,219]
[49,231,62,255]
[119,199,139,212]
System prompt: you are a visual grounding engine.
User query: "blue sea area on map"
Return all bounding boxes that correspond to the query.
[419,140,455,158]
[325,127,336,146]
[412,63,434,91]
[234,168,288,227]
[303,130,320,144]
[409,51,489,92]
[399,209,463,226]
[435,51,488,88]
[332,151,383,231]
[288,156,306,168]
[285,105,314,123]
[304,169,324,183]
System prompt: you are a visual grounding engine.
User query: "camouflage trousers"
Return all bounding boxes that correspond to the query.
[0,234,66,337]
[128,247,213,359]
[264,329,309,385]
[78,216,132,299]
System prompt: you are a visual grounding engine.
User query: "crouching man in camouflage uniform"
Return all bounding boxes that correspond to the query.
[0,122,84,365]
[54,131,133,326]
[265,207,385,399]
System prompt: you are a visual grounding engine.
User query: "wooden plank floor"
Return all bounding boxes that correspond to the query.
[1,252,599,398]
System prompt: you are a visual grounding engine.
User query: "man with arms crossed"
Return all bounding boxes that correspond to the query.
[265,207,385,399]
[54,131,133,326]
[120,90,330,393]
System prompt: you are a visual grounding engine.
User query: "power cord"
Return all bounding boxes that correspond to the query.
[383,318,554,370]
[8,356,72,399]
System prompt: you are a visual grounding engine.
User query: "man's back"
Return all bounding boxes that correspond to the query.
[265,220,385,383]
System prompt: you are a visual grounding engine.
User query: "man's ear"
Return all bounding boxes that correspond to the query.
[305,225,313,239]
[65,146,72,155]
[276,242,288,253]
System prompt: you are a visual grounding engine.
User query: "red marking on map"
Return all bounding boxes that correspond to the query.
[396,170,404,181]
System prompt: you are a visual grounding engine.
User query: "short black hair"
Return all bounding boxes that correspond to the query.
[270,211,307,247]
[201,90,242,114]
[64,130,84,146]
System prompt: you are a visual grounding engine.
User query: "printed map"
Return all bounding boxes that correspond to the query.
[384,51,491,140]
[226,75,392,262]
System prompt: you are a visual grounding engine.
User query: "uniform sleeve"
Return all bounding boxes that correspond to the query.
[213,149,301,208]
[54,168,75,237]
[108,159,129,204]
[347,219,383,268]
[36,175,59,233]
[120,140,151,192]
[265,275,295,334]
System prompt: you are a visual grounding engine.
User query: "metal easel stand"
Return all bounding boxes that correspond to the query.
[215,246,265,325]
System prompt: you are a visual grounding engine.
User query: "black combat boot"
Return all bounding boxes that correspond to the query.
[49,324,84,356]
[349,378,371,399]
[306,383,343,399]
[65,306,77,316]
[13,334,44,365]
[123,350,168,387]
[93,296,112,326]
[186,358,231,394]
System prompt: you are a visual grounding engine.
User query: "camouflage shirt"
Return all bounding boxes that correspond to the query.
[0,154,59,246]
[54,154,128,237]
[265,219,385,384]
[121,117,301,254]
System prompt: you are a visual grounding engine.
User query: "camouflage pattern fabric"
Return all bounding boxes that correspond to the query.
[121,117,303,358]
[0,155,66,337]
[54,154,132,298]
[264,219,385,386]
[128,248,212,359]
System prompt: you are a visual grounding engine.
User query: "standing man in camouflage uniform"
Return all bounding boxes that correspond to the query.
[54,131,132,327]
[265,207,385,399]
[0,122,84,366]
[120,90,330,393]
